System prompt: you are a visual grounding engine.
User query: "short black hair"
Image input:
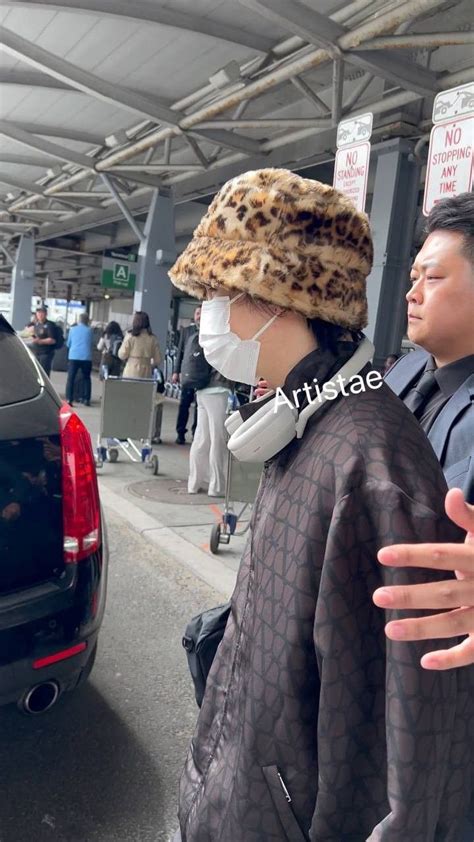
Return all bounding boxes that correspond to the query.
[425,193,474,262]
[309,318,360,353]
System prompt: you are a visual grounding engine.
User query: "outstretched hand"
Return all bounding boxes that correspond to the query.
[373,488,474,670]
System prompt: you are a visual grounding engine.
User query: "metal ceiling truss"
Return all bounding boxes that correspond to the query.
[0,152,58,168]
[290,77,331,116]
[0,69,73,89]
[5,0,274,53]
[0,120,93,169]
[0,0,470,260]
[0,121,104,145]
[356,31,474,50]
[238,0,439,96]
[28,65,471,249]
[0,26,266,156]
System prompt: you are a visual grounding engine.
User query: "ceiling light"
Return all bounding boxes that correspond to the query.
[104,293,110,300]
[46,165,62,179]
[105,130,129,148]
[209,61,242,90]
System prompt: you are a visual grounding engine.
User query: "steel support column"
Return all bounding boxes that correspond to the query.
[10,233,35,330]
[133,190,176,355]
[365,139,420,367]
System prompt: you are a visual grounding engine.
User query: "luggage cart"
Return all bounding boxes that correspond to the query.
[209,452,262,554]
[95,376,159,475]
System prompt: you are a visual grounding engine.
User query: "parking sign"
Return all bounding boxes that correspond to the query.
[333,142,371,212]
[423,114,473,215]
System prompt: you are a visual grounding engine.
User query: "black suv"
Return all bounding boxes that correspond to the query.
[0,315,107,714]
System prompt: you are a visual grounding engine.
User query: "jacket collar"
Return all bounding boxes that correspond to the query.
[384,349,474,461]
[283,340,360,408]
[384,348,428,395]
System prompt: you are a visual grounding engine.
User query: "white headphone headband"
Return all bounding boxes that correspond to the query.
[225,338,375,462]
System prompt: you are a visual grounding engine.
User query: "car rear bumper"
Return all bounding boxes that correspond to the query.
[0,534,108,709]
[0,629,99,708]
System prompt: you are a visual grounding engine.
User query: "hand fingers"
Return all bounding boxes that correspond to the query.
[444,487,474,540]
[377,543,474,575]
[420,636,474,670]
[373,578,474,610]
[385,607,474,641]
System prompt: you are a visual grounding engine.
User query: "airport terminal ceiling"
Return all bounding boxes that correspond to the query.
[0,0,472,300]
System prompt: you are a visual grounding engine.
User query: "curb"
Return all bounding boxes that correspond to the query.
[99,484,236,599]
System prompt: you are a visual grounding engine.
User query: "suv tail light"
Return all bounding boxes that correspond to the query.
[59,404,101,562]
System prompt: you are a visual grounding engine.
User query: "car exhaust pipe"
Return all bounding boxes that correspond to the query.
[20,681,60,715]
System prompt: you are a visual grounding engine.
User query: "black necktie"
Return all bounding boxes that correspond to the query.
[404,367,438,416]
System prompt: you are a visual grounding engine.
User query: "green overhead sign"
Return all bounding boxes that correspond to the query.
[101,248,137,291]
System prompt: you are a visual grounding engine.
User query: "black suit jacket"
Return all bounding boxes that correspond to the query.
[385,349,474,503]
[174,323,198,376]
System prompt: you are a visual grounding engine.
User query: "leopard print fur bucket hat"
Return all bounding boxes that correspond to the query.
[169,168,373,330]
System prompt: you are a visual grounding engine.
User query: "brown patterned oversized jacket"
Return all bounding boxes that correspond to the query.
[177,343,474,842]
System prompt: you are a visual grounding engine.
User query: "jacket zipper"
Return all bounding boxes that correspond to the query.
[278,772,292,804]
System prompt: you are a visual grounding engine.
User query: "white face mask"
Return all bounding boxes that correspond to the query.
[199,294,278,385]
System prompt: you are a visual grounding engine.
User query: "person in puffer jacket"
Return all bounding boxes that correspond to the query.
[168,168,474,842]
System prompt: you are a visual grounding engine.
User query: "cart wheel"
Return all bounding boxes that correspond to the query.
[210,523,222,554]
[150,454,159,475]
[107,447,119,463]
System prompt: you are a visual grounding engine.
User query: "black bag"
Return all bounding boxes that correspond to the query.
[180,332,212,391]
[182,602,231,707]
[154,368,165,394]
[51,321,64,350]
[110,336,122,358]
[102,335,122,370]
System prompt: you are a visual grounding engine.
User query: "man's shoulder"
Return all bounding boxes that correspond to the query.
[384,348,429,394]
[388,348,429,374]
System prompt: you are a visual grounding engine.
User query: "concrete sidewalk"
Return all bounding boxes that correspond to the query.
[51,371,248,598]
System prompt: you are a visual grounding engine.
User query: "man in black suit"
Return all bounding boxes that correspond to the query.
[172,306,201,444]
[385,193,474,503]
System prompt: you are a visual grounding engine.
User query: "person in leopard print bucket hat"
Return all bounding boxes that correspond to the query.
[170,168,373,330]
[169,169,473,842]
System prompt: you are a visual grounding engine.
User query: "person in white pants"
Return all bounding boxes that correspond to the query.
[188,376,231,497]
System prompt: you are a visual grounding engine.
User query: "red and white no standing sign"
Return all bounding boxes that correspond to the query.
[423,83,474,216]
[333,142,371,212]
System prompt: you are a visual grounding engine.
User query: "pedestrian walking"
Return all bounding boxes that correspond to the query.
[65,312,93,406]
[30,305,56,376]
[118,311,161,379]
[188,369,232,497]
[118,311,163,441]
[173,306,201,444]
[168,168,474,841]
[97,320,123,378]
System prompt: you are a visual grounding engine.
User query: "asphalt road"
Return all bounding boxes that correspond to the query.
[0,509,222,842]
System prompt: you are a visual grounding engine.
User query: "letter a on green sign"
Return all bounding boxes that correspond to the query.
[113,263,130,282]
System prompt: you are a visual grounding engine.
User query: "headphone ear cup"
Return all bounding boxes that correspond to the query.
[225,409,243,436]
[227,399,298,462]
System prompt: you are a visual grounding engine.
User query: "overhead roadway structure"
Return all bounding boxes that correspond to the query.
[0,0,472,303]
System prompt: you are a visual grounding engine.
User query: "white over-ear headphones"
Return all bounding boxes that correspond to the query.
[225,338,375,462]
